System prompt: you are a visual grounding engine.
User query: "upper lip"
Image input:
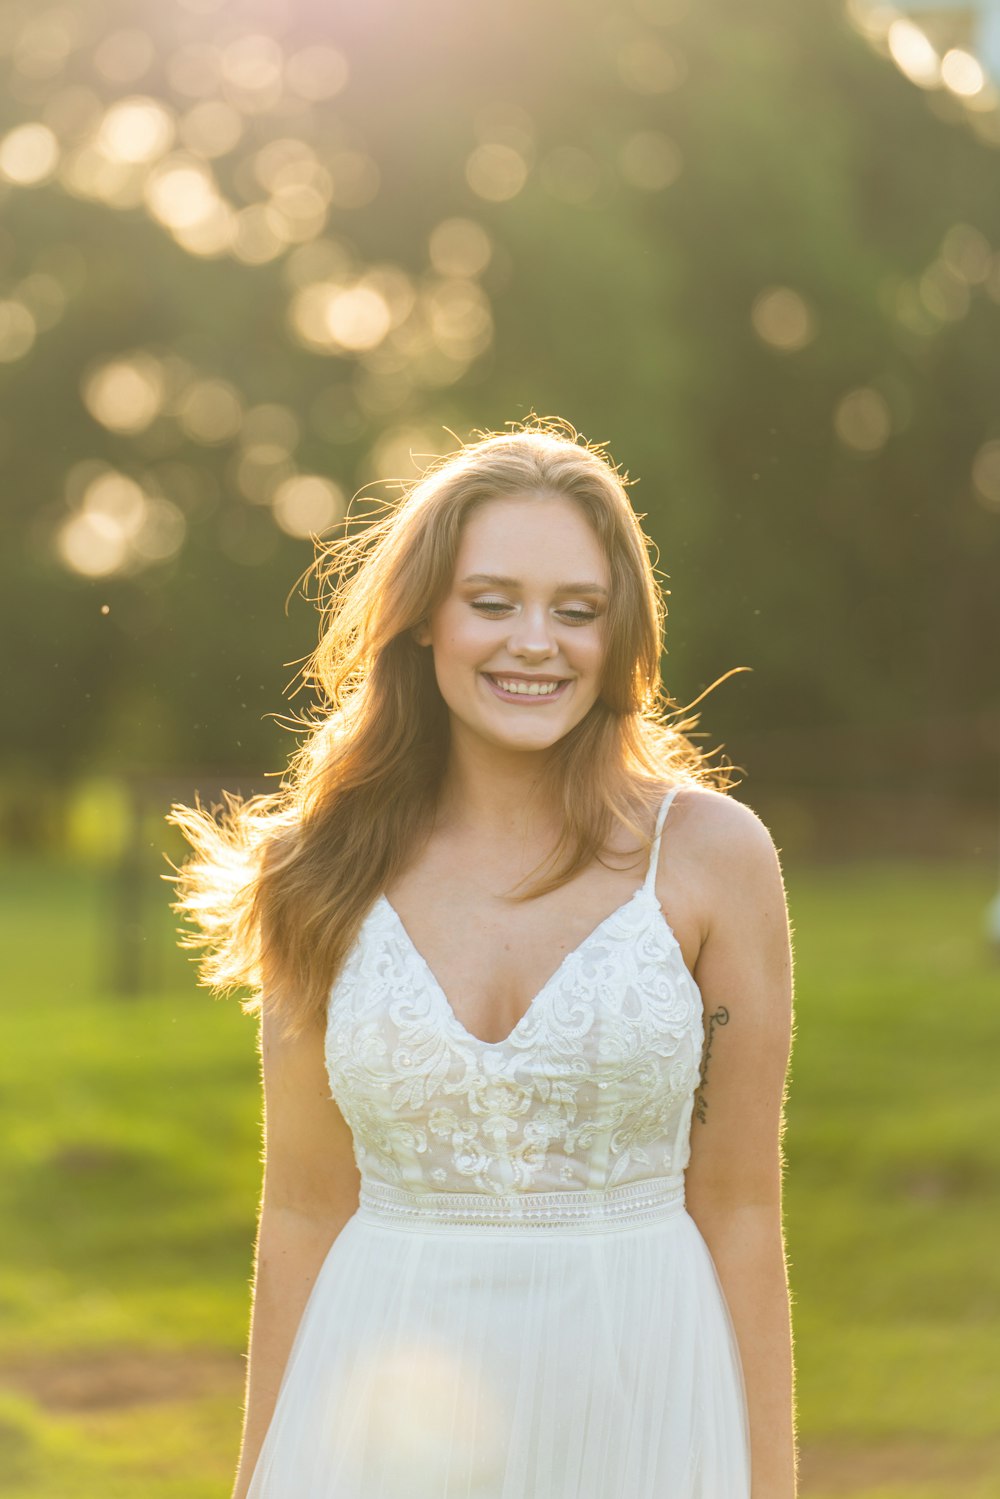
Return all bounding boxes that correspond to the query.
[484,671,569,683]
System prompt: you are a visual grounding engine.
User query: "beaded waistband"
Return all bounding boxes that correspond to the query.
[356,1176,686,1234]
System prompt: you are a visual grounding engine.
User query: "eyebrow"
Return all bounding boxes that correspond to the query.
[460,572,609,597]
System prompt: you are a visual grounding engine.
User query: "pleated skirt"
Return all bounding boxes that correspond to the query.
[246,1198,750,1498]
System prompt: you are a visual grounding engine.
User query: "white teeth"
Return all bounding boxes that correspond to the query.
[492,677,563,696]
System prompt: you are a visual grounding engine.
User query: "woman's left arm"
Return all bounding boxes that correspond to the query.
[684,794,797,1499]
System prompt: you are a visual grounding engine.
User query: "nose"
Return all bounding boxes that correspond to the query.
[506,603,559,660]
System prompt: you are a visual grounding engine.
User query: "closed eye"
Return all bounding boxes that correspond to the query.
[471,601,598,624]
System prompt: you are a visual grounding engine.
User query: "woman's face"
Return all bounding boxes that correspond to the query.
[414,493,610,755]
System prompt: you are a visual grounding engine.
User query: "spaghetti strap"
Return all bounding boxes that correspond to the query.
[643,785,681,893]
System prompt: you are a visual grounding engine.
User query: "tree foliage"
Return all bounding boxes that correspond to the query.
[1,0,997,798]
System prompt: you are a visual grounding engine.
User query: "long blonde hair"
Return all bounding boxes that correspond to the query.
[166,416,740,1039]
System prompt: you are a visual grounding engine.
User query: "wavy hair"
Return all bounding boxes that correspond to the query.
[166,416,741,1039]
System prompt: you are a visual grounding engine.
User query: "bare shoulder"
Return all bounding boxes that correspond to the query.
[669,782,779,858]
[658,784,788,949]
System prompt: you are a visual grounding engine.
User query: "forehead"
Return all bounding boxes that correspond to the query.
[454,494,608,579]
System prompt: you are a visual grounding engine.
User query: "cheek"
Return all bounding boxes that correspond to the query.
[458,602,510,649]
[432,609,486,668]
[578,627,606,670]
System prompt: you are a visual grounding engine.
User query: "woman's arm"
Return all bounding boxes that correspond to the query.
[231,1000,360,1499]
[683,792,797,1499]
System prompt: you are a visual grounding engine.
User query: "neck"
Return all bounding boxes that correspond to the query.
[433,734,562,847]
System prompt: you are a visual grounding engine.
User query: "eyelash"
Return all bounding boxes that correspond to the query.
[471,601,598,624]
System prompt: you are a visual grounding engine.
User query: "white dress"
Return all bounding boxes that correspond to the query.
[246,787,751,1498]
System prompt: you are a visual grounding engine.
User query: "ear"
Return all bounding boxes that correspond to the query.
[411,621,431,647]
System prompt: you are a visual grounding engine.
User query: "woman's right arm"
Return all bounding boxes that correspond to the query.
[231,999,360,1499]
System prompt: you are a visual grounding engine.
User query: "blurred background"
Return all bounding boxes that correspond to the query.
[1,0,998,1495]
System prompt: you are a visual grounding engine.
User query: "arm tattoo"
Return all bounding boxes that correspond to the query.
[694,1005,730,1124]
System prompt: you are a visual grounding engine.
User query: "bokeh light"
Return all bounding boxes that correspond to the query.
[833,387,892,453]
[57,510,131,577]
[82,355,167,435]
[289,275,405,354]
[940,223,992,284]
[326,284,393,350]
[131,496,187,561]
[55,468,187,577]
[271,475,346,537]
[428,218,493,278]
[98,97,176,165]
[972,439,1000,510]
[918,259,970,321]
[987,252,1000,302]
[426,279,493,363]
[0,301,37,363]
[232,203,289,265]
[83,473,150,538]
[0,122,60,185]
[751,287,817,352]
[465,143,529,202]
[144,155,222,229]
[941,48,985,99]
[887,21,941,89]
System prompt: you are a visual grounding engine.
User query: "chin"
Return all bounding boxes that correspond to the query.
[494,721,581,750]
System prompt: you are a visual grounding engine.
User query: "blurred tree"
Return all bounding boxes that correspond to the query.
[0,0,997,800]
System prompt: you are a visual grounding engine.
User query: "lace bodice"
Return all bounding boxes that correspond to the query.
[324,788,705,1216]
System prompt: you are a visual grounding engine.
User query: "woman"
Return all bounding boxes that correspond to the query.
[169,418,797,1498]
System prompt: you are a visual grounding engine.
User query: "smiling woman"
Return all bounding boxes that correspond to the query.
[166,415,797,1499]
[412,495,610,741]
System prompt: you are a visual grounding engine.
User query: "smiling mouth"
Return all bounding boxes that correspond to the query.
[482,674,571,701]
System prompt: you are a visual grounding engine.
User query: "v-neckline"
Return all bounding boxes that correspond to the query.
[377,886,653,1050]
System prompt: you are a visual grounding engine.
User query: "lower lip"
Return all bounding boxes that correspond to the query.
[482,674,571,704]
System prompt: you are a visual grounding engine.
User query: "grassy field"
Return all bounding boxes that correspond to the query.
[1,851,998,1498]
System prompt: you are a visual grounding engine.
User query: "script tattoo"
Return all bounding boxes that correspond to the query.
[694,1005,730,1124]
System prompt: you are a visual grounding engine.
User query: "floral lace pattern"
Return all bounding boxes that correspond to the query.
[325,795,706,1200]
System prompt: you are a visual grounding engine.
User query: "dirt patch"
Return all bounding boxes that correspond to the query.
[0,1345,245,1411]
[800,1436,1000,1494]
[4,1354,998,1493]
[48,1142,139,1173]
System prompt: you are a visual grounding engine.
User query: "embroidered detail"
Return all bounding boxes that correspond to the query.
[325,883,706,1199]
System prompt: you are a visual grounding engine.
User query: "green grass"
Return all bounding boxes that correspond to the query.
[1,853,998,1497]
[782,860,1000,1497]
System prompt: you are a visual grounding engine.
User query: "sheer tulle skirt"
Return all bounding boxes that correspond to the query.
[246,1199,750,1499]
